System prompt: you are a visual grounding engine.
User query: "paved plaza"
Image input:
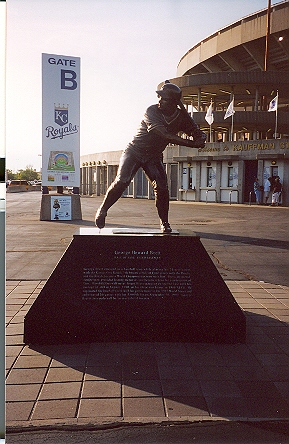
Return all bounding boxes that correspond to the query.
[5,192,289,441]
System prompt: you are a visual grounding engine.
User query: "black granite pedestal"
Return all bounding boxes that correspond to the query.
[24,228,246,345]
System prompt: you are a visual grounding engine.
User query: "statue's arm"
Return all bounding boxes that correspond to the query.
[152,126,204,148]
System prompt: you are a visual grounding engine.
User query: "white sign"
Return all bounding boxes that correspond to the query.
[42,53,80,187]
[51,196,72,220]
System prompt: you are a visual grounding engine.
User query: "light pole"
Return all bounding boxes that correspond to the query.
[264,0,271,71]
[38,154,42,179]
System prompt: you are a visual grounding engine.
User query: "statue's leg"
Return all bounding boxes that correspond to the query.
[95,151,141,228]
[143,159,172,233]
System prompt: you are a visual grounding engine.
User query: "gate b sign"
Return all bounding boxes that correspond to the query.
[48,56,78,90]
[42,54,80,188]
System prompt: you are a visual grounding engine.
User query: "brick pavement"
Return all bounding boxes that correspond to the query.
[6,279,289,430]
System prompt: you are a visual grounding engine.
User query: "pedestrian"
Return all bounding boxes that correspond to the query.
[263,177,271,205]
[271,176,282,206]
[253,177,261,204]
[94,81,206,233]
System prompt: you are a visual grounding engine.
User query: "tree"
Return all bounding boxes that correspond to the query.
[18,166,39,181]
[6,169,17,180]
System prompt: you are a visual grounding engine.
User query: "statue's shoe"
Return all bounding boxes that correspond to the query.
[160,221,172,234]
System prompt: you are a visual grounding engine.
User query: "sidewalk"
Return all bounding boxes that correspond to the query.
[5,193,289,434]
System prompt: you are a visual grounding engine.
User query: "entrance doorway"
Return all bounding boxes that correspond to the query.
[244,160,258,203]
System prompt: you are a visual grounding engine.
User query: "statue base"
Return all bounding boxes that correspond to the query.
[24,228,246,344]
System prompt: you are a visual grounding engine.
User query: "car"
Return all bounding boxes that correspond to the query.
[8,180,29,187]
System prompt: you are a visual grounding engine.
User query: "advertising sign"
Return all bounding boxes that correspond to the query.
[42,53,80,187]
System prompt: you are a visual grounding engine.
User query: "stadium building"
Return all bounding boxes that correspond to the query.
[81,1,289,205]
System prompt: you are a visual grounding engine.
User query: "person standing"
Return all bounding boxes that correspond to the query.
[253,177,261,204]
[263,177,271,205]
[271,177,282,206]
[94,81,206,233]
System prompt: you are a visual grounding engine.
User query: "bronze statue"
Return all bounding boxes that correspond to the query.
[95,81,206,233]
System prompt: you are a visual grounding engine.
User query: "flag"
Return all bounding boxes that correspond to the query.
[205,102,214,125]
[224,99,235,119]
[268,95,278,112]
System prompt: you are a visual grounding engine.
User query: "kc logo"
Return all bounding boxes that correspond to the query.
[54,104,68,127]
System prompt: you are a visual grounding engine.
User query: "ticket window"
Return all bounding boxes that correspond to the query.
[228,166,234,187]
[188,167,195,189]
[207,167,213,187]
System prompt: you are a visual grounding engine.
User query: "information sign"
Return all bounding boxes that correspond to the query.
[50,195,72,220]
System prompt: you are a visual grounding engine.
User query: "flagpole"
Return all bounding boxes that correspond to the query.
[205,100,214,141]
[231,96,234,141]
[274,90,278,138]
[224,97,235,139]
[210,99,212,142]
[209,101,212,142]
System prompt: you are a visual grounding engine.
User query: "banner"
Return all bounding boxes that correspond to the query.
[42,53,80,187]
[205,102,214,125]
[224,99,235,119]
[268,94,278,112]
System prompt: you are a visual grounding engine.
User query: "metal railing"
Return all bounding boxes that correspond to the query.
[249,191,252,205]
[229,189,239,205]
[205,189,217,203]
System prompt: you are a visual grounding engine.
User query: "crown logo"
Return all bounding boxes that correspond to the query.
[54,103,68,110]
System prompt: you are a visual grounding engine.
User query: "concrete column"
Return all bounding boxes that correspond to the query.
[177,162,183,201]
[91,167,96,195]
[254,87,259,111]
[80,167,83,194]
[257,160,264,184]
[215,161,222,203]
[96,166,101,196]
[107,165,114,189]
[198,88,202,112]
[283,159,289,206]
[82,167,87,195]
[195,162,201,201]
[238,160,244,203]
[104,166,108,193]
[88,166,93,196]
[165,163,172,200]
[132,176,137,198]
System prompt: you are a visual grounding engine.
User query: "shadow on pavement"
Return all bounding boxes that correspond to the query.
[23,310,289,422]
[194,231,289,251]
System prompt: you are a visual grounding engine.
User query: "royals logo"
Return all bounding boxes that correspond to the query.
[54,104,68,127]
[46,103,78,139]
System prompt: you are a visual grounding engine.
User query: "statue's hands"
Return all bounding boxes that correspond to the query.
[192,133,206,148]
[193,139,206,148]
[190,131,206,148]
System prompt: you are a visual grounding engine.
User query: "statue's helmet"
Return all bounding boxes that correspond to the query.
[156,80,182,103]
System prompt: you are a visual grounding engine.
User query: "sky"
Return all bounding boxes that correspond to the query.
[4,0,281,172]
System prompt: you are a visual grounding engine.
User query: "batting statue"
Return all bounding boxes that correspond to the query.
[95,81,206,233]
